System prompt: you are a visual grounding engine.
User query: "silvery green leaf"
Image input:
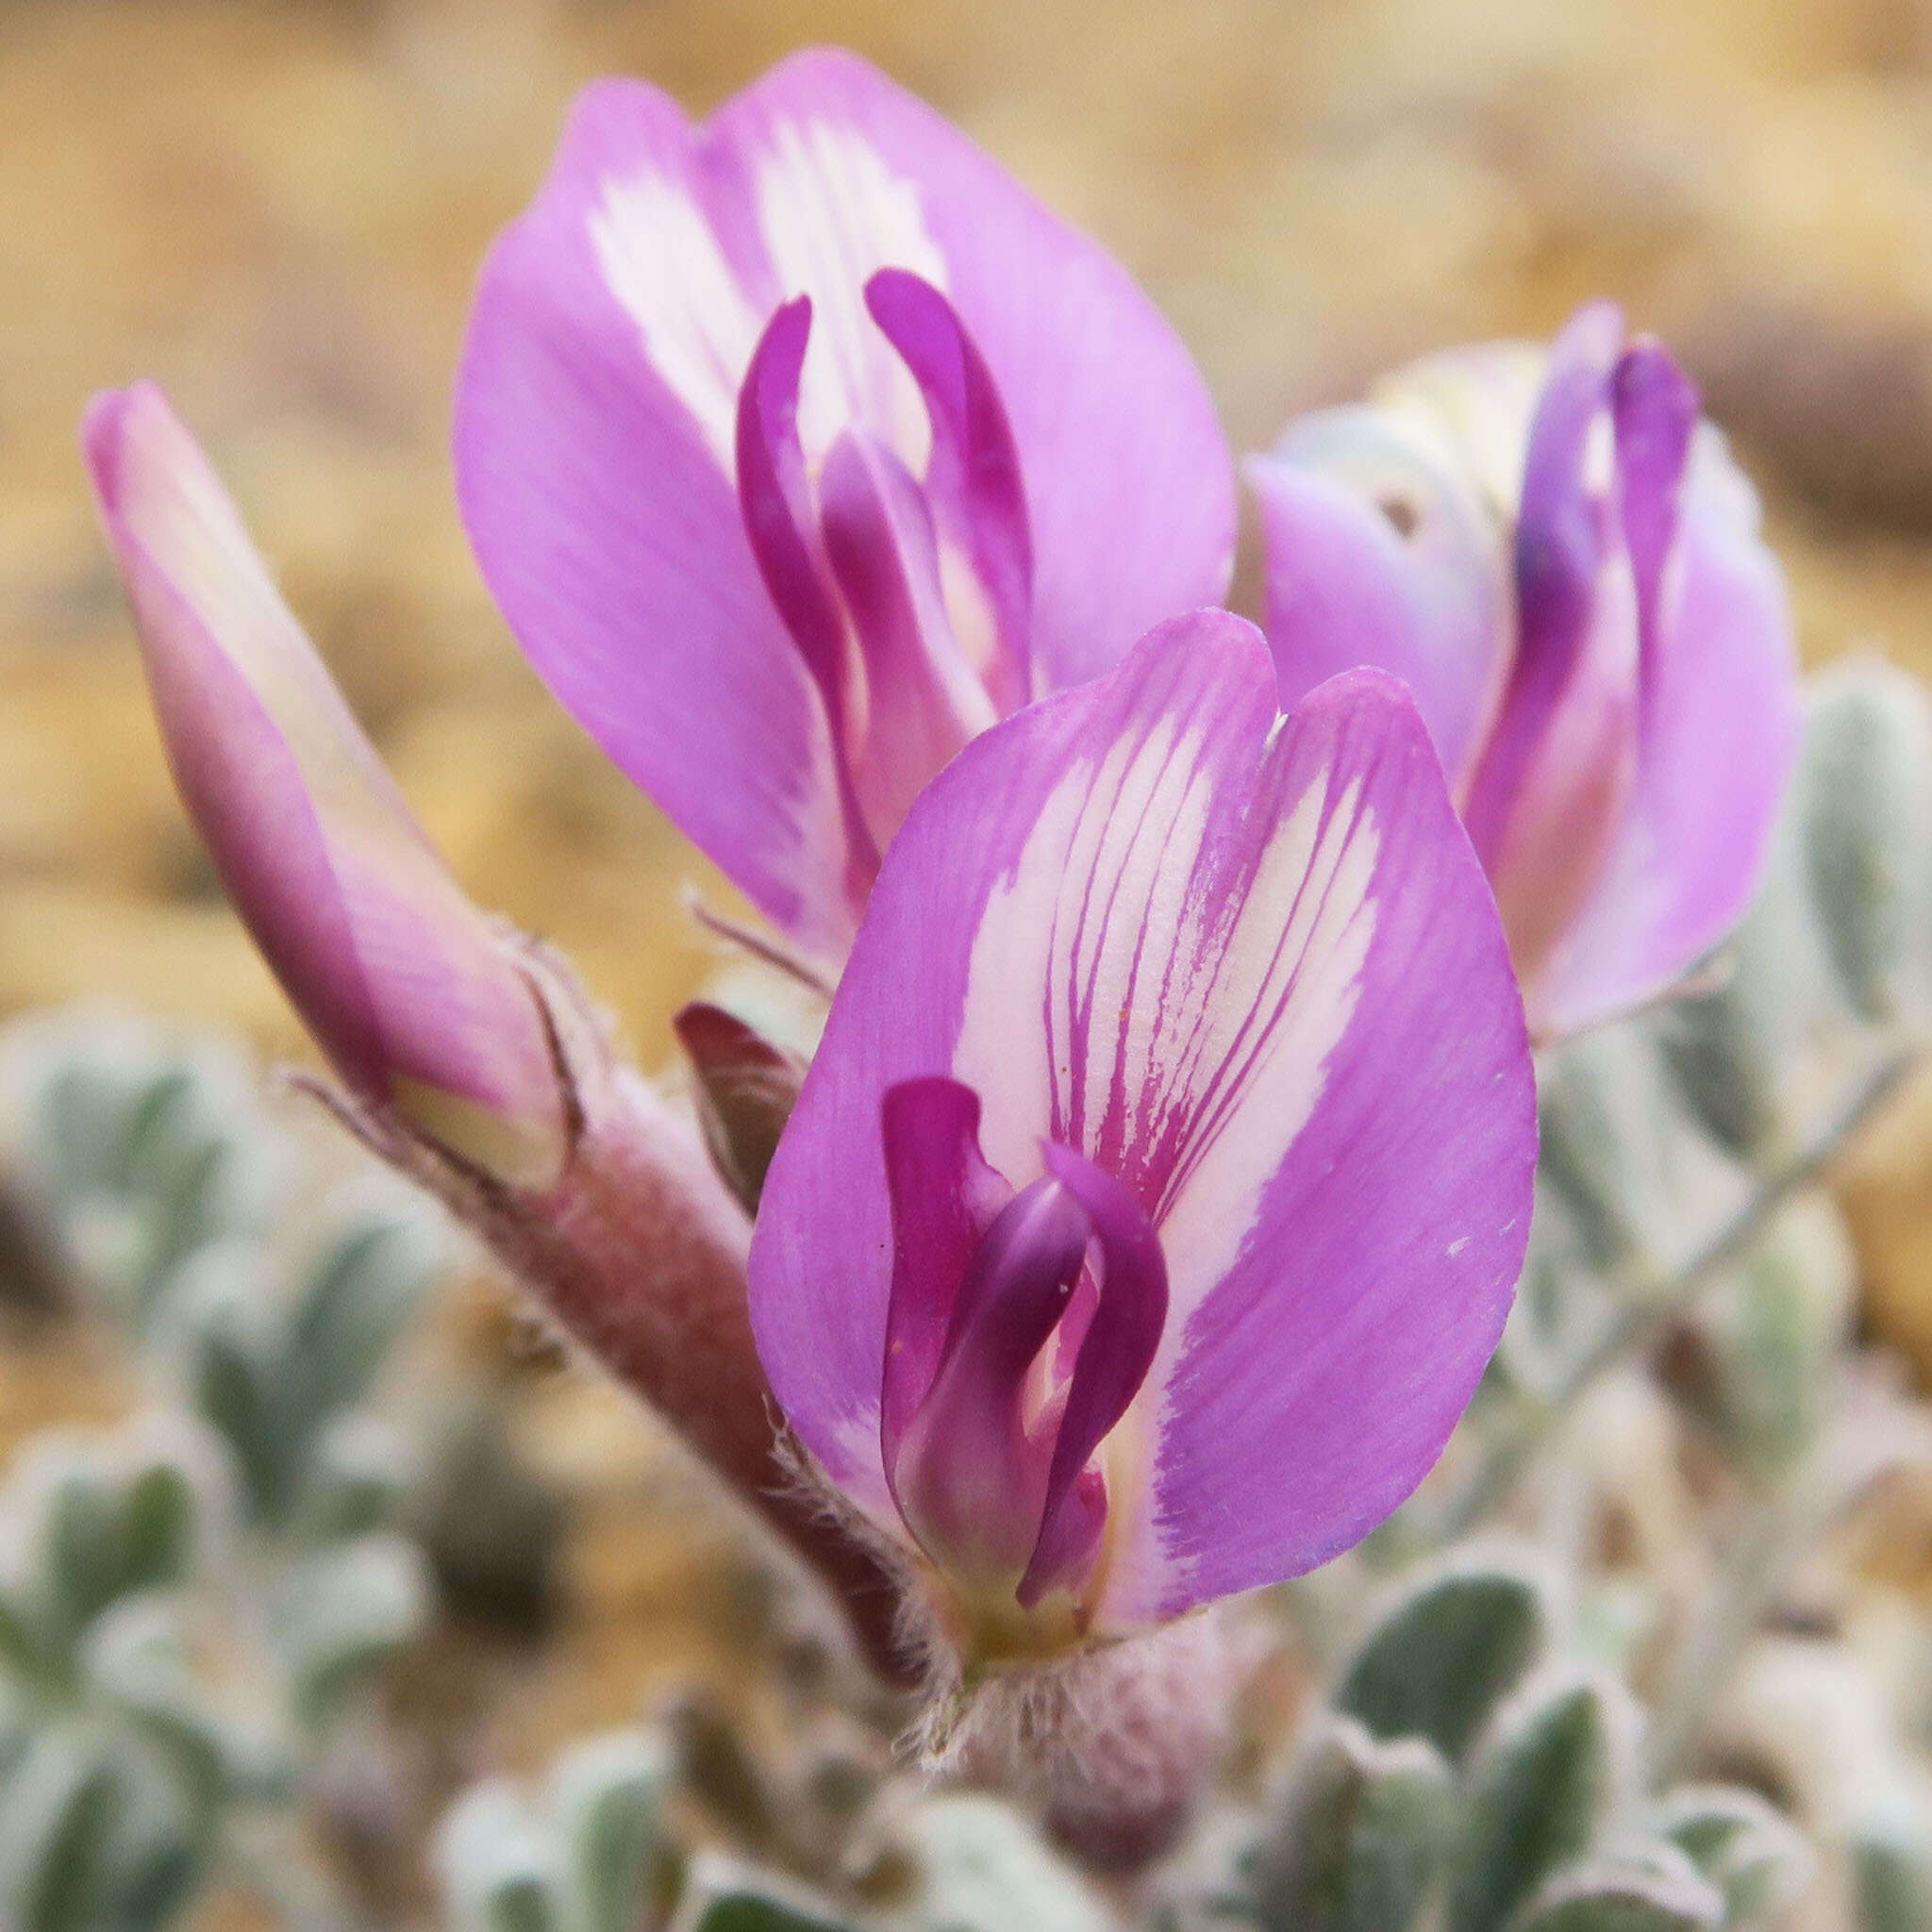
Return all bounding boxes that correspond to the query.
[675,1857,859,1932]
[274,1533,431,1729]
[276,1203,439,1447]
[79,1598,227,1804]
[1251,1719,1455,1932]
[112,1069,246,1322]
[1506,1211,1597,1387]
[1795,658,1932,1024]
[171,1254,290,1521]
[39,1442,199,1641]
[0,1724,118,1932]
[0,1575,46,1680]
[0,1680,30,1779]
[1535,1040,1650,1273]
[292,1414,409,1544]
[1654,958,1783,1164]
[1646,1786,1811,1927]
[1676,1198,1855,1478]
[1141,1809,1257,1932]
[1447,1672,1636,1932]
[553,1729,678,1932]
[84,1743,213,1932]
[1852,1790,1932,1932]
[1335,1550,1553,1761]
[1509,1854,1726,1932]
[39,1457,117,1640]
[106,1458,198,1605]
[36,1051,136,1193]
[908,1793,1112,1932]
[12,1017,278,1330]
[440,1781,557,1932]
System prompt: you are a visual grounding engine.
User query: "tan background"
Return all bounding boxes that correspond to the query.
[11,0,1932,1072]
[10,0,1932,1919]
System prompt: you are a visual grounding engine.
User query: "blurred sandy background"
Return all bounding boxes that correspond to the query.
[11,0,1932,1919]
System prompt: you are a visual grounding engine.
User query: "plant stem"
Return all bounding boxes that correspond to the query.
[1435,1046,1921,1542]
[1642,1392,1932,1784]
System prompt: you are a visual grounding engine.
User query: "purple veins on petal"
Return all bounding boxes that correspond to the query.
[748,609,1537,1647]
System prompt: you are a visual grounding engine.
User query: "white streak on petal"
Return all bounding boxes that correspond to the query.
[591,172,764,472]
[949,782,1075,1188]
[1154,779,1378,1317]
[753,119,947,471]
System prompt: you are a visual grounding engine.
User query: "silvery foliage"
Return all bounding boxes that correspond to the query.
[0,1015,441,1930]
[1182,1554,1812,1932]
[435,1720,1115,1932]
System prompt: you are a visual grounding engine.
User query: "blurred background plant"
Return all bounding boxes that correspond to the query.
[16,0,1932,1927]
[0,1011,443,1927]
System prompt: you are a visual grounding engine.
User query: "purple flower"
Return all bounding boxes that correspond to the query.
[1248,304,1800,1039]
[455,50,1235,964]
[747,610,1537,1662]
[82,384,570,1190]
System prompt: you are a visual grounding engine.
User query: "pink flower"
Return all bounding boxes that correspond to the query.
[455,51,1234,963]
[83,383,568,1190]
[748,612,1537,1662]
[1249,305,1800,1038]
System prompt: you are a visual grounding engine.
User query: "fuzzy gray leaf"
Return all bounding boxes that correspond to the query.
[553,1729,677,1932]
[909,1793,1112,1932]
[1336,1555,1552,1761]
[1253,1719,1455,1932]
[1796,658,1932,1024]
[1448,1674,1633,1932]
[1510,1856,1725,1932]
[1648,1786,1812,1927]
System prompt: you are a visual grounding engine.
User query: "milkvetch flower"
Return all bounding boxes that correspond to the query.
[82,383,914,1675]
[748,610,1538,1664]
[82,383,570,1191]
[456,50,1235,964]
[1248,303,1800,1039]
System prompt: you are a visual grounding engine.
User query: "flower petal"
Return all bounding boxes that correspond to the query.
[708,50,1235,686]
[456,57,1233,935]
[879,1076,1013,1470]
[749,610,1535,1617]
[84,385,567,1188]
[1461,302,1642,987]
[1019,1146,1167,1609]
[819,428,998,849]
[864,268,1033,712]
[455,79,858,958]
[890,1174,1091,1589]
[1529,425,1799,1032]
[1249,408,1510,790]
